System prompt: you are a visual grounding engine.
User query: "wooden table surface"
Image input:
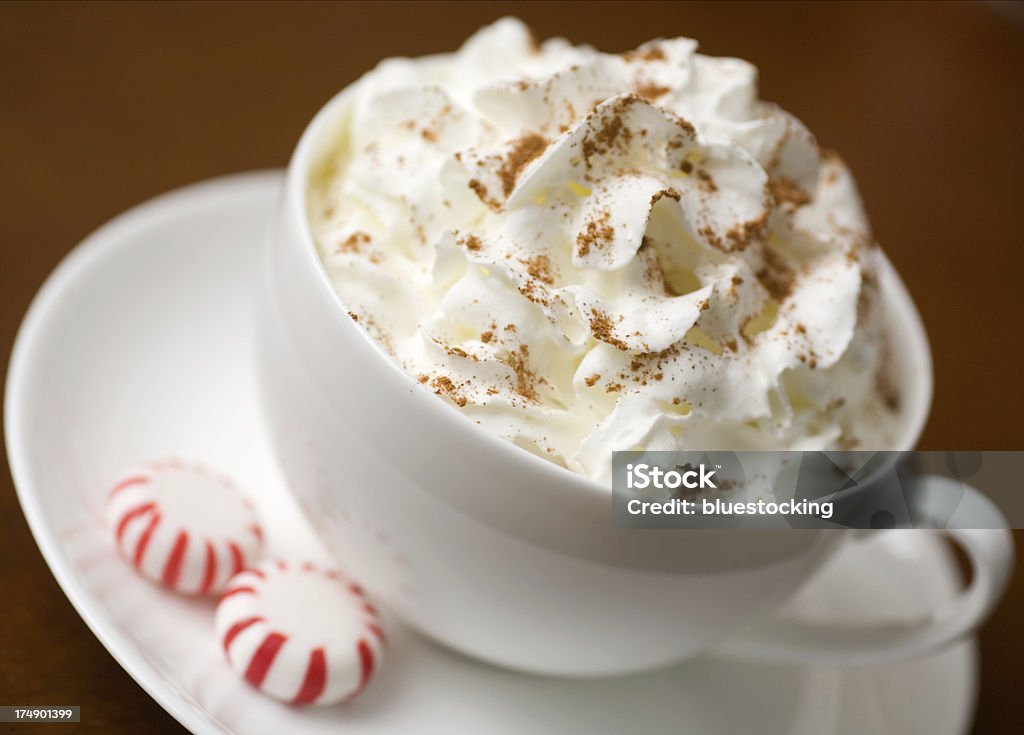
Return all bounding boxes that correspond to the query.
[1,2,1022,732]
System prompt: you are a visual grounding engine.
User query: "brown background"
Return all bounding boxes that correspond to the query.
[1,1,1022,733]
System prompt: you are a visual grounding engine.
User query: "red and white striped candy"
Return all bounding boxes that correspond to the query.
[215,561,385,706]
[104,458,263,595]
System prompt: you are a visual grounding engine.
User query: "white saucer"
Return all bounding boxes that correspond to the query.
[5,172,978,735]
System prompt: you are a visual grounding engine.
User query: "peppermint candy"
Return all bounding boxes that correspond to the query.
[104,459,263,595]
[215,560,385,705]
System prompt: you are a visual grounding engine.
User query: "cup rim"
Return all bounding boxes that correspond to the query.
[283,84,934,497]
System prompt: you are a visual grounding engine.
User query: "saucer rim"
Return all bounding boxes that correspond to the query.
[5,170,284,735]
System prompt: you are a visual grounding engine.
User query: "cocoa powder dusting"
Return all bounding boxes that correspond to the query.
[650,188,681,207]
[720,210,770,252]
[756,247,795,301]
[517,277,549,306]
[769,176,811,208]
[431,375,468,408]
[636,82,671,101]
[728,273,744,298]
[581,97,639,164]
[443,345,475,360]
[696,169,718,193]
[468,179,500,211]
[337,231,370,254]
[507,346,539,402]
[874,340,901,411]
[498,134,549,197]
[589,309,630,351]
[524,254,555,285]
[623,46,666,62]
[576,208,615,257]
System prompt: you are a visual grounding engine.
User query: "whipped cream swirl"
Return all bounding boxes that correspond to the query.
[309,18,901,484]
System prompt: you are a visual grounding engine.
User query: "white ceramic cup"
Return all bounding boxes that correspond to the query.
[253,88,1014,677]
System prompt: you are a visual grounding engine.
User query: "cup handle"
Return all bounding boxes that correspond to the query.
[716,476,1014,665]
